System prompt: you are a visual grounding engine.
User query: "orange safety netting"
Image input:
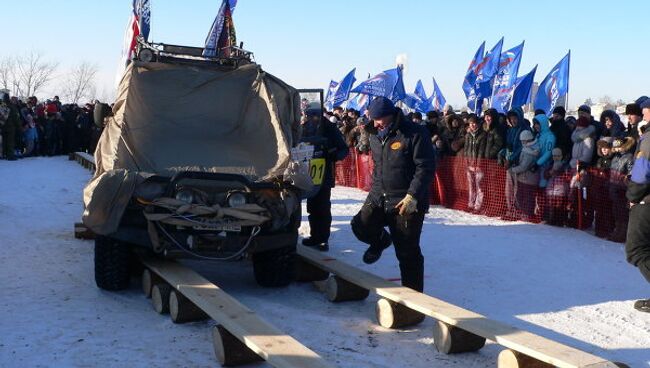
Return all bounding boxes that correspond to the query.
[335,148,629,243]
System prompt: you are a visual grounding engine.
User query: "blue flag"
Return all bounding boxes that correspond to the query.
[402,80,433,114]
[534,51,570,115]
[474,37,504,102]
[331,68,356,108]
[345,93,370,114]
[462,41,485,99]
[510,65,537,110]
[324,80,339,111]
[491,41,524,113]
[203,0,238,57]
[351,67,406,103]
[431,77,446,111]
[133,0,151,41]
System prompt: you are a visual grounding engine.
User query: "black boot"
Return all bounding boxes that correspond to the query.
[301,238,329,252]
[634,299,650,313]
[363,230,392,264]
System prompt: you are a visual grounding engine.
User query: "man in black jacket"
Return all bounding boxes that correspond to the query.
[301,109,349,251]
[351,97,436,293]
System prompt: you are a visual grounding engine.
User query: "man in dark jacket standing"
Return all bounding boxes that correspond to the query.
[626,99,650,313]
[351,97,436,293]
[301,108,349,251]
[550,106,573,158]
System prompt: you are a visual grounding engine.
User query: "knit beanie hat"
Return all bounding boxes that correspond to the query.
[368,97,396,120]
[519,130,534,141]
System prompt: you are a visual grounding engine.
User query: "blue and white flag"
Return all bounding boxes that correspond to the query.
[203,0,238,57]
[402,80,432,114]
[431,77,446,111]
[510,65,537,110]
[491,41,524,113]
[331,68,356,108]
[351,67,405,103]
[134,0,151,41]
[474,37,504,102]
[534,51,570,115]
[324,80,338,111]
[345,93,370,114]
[463,42,485,99]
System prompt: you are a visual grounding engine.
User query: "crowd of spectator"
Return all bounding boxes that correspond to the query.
[0,93,103,161]
[326,96,650,243]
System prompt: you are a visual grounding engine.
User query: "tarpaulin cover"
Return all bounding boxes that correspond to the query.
[83,61,301,235]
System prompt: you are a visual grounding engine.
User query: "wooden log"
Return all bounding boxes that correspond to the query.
[151,283,172,314]
[375,298,425,329]
[169,290,208,324]
[294,258,329,282]
[325,275,369,302]
[74,222,95,240]
[212,325,264,367]
[433,320,486,354]
[498,349,554,368]
[141,269,162,298]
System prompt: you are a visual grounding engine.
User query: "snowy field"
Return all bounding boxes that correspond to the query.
[0,157,649,368]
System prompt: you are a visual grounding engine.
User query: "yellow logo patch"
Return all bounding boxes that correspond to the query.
[390,141,402,150]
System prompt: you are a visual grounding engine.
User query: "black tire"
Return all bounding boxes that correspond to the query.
[94,235,132,291]
[252,246,296,288]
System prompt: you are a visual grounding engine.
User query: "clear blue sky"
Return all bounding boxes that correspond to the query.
[4,0,649,107]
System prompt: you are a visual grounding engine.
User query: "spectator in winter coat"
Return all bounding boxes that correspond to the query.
[550,106,573,158]
[569,117,597,229]
[22,115,38,157]
[350,118,371,154]
[533,114,556,188]
[625,98,650,313]
[600,110,626,139]
[501,107,531,167]
[593,138,615,238]
[608,137,636,242]
[508,130,540,221]
[578,104,604,140]
[444,115,466,156]
[570,117,596,170]
[463,114,487,212]
[482,109,504,159]
[544,148,571,226]
[625,102,644,143]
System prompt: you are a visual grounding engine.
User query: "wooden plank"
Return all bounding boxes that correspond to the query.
[74,152,96,171]
[298,245,617,368]
[141,256,334,368]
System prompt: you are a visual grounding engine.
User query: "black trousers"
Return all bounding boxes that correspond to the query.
[626,203,650,283]
[353,198,425,292]
[306,185,332,243]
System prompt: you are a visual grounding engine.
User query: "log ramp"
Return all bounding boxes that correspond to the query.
[297,245,625,368]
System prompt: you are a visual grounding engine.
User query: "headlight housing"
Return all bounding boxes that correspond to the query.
[227,192,247,207]
[175,189,194,204]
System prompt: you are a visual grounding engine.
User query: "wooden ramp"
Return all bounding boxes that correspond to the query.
[142,256,334,368]
[73,152,96,171]
[298,245,618,368]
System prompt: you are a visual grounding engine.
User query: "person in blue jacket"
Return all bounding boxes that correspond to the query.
[532,114,556,188]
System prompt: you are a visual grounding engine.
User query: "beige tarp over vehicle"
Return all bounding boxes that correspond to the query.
[82,61,302,235]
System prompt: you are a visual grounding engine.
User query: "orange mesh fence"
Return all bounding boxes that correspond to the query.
[334,152,629,243]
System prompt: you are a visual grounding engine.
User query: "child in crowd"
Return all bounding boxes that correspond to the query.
[544,148,571,226]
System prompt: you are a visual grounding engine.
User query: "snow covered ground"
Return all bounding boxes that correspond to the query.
[0,157,649,367]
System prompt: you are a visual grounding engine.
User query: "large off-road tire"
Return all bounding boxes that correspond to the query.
[252,246,296,287]
[94,235,132,291]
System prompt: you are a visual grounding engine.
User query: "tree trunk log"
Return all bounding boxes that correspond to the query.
[375,298,425,329]
[432,320,486,354]
[325,275,369,302]
[294,258,329,282]
[151,283,172,314]
[212,324,264,367]
[497,349,554,368]
[169,290,208,324]
[141,269,162,299]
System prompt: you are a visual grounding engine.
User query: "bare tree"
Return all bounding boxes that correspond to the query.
[14,51,58,97]
[0,56,14,92]
[61,62,98,104]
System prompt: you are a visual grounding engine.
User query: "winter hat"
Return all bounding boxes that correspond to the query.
[519,130,534,141]
[426,111,439,120]
[625,103,642,116]
[552,147,563,157]
[612,138,625,149]
[578,105,591,114]
[641,98,650,110]
[576,116,590,128]
[552,106,566,117]
[368,97,396,120]
[635,96,649,106]
[597,137,613,150]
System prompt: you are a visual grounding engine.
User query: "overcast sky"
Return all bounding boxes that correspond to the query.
[3,0,649,107]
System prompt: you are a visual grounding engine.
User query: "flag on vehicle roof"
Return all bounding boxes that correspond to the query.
[491,41,524,113]
[204,0,238,57]
[116,0,151,85]
[510,65,537,109]
[534,51,570,115]
[330,68,357,108]
[462,41,485,99]
[351,67,406,103]
[431,77,447,111]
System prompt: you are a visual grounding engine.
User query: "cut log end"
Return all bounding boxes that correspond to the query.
[169,290,208,324]
[212,325,264,366]
[325,275,370,303]
[151,283,172,314]
[497,349,554,368]
[375,298,425,329]
[294,258,330,282]
[432,320,486,354]
[141,269,161,299]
